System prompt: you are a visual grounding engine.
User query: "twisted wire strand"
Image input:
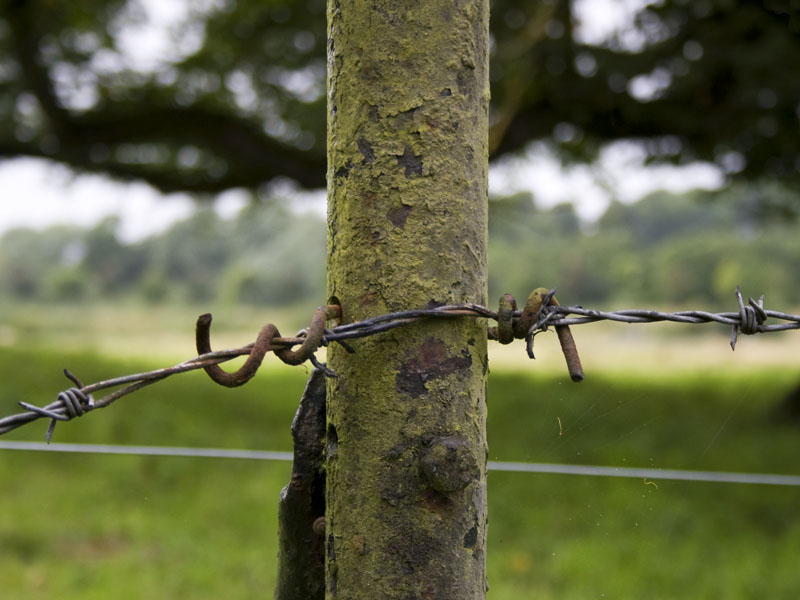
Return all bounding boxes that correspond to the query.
[1,287,798,440]
[537,288,798,349]
[538,307,798,329]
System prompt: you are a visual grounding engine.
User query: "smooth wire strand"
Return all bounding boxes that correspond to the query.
[2,440,799,487]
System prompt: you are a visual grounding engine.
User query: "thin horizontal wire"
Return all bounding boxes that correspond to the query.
[0,440,292,462]
[488,460,800,487]
[2,440,799,487]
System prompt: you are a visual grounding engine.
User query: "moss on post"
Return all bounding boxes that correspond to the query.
[326,1,489,598]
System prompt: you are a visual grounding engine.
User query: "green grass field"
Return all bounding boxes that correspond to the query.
[1,324,800,598]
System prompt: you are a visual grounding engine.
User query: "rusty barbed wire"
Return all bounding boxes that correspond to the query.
[0,287,798,441]
[534,287,798,350]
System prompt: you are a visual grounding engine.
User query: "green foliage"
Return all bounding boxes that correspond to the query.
[0,201,327,307]
[82,218,149,294]
[0,225,83,298]
[2,186,798,308]
[42,265,90,302]
[216,204,325,305]
[1,1,798,203]
[489,186,800,307]
[1,347,798,599]
[137,268,171,304]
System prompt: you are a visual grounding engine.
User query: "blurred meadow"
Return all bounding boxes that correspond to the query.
[2,0,800,597]
[1,227,799,598]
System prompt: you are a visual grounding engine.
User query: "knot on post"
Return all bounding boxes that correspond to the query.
[731,287,768,350]
[419,436,479,493]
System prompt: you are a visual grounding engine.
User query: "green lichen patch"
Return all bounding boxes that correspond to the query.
[326,0,489,598]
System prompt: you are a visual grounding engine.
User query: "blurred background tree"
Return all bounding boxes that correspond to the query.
[1,185,797,309]
[0,0,798,216]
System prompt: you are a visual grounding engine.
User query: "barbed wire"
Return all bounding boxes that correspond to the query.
[3,440,800,487]
[0,286,797,442]
[540,287,798,350]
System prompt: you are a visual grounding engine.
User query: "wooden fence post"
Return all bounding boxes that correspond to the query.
[325,1,490,598]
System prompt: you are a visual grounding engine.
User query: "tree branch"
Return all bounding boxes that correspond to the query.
[0,100,327,193]
[4,0,78,142]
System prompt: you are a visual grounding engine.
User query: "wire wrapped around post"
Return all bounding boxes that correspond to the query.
[195,305,340,387]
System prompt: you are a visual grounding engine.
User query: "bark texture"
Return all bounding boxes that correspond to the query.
[326,1,489,598]
[275,369,327,600]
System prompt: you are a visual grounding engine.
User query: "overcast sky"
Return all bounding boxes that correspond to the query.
[0,0,725,242]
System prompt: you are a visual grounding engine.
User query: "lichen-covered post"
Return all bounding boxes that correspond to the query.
[325,1,489,599]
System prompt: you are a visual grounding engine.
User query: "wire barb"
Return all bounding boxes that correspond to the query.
[16,370,94,443]
[0,287,797,441]
[730,286,767,350]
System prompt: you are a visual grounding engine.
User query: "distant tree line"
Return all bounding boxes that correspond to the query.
[0,202,325,306]
[1,185,798,309]
[3,0,799,213]
[490,183,800,309]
